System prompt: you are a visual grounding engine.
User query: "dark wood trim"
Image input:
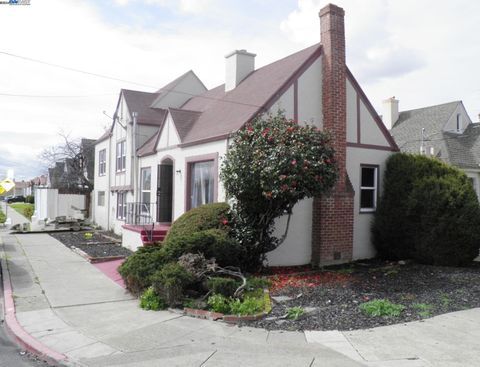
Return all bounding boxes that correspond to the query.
[293,80,299,122]
[346,68,399,151]
[347,142,397,151]
[184,153,219,212]
[179,134,229,148]
[356,93,361,144]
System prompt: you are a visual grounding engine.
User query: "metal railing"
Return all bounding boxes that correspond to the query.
[125,202,155,225]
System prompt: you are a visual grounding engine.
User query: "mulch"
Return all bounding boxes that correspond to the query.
[49,231,132,259]
[247,259,480,331]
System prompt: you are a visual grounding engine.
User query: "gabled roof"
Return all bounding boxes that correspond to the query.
[151,70,207,107]
[122,89,167,126]
[169,108,202,141]
[390,101,480,168]
[180,43,322,144]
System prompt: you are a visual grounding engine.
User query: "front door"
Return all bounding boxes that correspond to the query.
[157,164,173,223]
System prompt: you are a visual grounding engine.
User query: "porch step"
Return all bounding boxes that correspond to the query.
[140,229,168,245]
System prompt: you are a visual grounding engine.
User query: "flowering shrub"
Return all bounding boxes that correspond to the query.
[221,112,338,270]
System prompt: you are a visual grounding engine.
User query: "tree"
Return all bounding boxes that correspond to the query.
[39,133,95,194]
[220,112,338,269]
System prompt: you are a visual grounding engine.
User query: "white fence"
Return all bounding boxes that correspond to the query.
[33,188,86,222]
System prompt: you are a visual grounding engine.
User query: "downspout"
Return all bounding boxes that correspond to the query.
[132,112,138,222]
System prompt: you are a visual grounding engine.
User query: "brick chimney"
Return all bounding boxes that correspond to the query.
[311,4,354,267]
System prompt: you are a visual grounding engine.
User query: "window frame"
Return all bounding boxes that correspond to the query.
[116,192,126,220]
[456,113,462,132]
[97,191,105,207]
[185,153,218,211]
[140,167,151,214]
[116,140,126,173]
[98,149,106,176]
[359,164,379,213]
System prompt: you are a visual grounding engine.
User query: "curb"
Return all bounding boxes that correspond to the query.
[0,243,69,366]
[71,246,126,264]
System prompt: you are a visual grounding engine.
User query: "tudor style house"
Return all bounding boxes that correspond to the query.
[93,4,399,267]
[387,98,480,197]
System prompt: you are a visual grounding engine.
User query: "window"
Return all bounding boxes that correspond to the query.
[98,149,106,176]
[456,114,462,132]
[140,167,151,213]
[360,165,378,212]
[116,140,126,172]
[189,160,214,209]
[116,192,126,220]
[97,191,105,206]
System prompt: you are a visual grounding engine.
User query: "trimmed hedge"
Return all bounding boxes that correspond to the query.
[372,153,480,266]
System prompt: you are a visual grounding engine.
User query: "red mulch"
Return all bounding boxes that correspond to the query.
[268,272,353,293]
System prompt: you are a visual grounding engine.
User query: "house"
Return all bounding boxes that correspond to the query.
[93,4,398,266]
[387,98,480,196]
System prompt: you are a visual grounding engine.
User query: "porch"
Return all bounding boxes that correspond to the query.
[121,202,171,251]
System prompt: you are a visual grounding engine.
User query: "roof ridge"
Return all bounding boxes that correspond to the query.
[399,100,461,114]
[168,107,202,114]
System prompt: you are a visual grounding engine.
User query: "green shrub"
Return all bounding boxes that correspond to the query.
[229,296,265,316]
[207,294,231,314]
[360,299,405,317]
[286,306,305,320]
[164,202,231,243]
[0,210,6,224]
[163,229,245,268]
[207,277,241,297]
[372,153,480,265]
[407,175,480,266]
[151,263,194,306]
[139,286,166,311]
[246,277,271,291]
[118,246,168,295]
[25,195,34,204]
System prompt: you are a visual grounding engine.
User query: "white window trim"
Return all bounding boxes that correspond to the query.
[116,140,126,172]
[99,149,106,176]
[140,167,151,214]
[360,165,378,213]
[116,192,126,220]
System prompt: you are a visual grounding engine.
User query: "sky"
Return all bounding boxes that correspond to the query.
[1,0,479,180]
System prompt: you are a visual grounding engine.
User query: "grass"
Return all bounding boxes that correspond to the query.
[413,303,433,318]
[360,299,405,317]
[9,203,34,220]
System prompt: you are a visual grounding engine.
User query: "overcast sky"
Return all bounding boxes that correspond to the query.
[1,0,479,180]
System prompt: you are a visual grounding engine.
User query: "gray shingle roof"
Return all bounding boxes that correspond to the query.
[391,101,480,168]
[122,89,167,126]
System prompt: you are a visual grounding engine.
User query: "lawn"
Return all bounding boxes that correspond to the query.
[9,203,34,220]
[248,260,480,331]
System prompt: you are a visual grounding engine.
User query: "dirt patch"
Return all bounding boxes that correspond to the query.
[247,260,480,331]
[50,231,132,259]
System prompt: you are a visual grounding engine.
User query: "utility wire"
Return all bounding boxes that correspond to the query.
[0,92,116,98]
[0,50,267,109]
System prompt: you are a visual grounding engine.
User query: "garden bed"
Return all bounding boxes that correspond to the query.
[246,260,480,331]
[50,231,132,261]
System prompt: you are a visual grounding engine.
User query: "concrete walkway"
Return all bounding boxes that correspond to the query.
[0,204,478,366]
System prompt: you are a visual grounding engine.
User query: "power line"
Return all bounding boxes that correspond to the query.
[0,50,267,109]
[0,92,116,98]
[0,51,157,89]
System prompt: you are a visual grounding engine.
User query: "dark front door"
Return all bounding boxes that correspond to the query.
[157,164,173,222]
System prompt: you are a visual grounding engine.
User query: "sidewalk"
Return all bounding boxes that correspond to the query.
[0,205,477,366]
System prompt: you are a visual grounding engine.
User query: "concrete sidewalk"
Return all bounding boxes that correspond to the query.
[0,206,477,366]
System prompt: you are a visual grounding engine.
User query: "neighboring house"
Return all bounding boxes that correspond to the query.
[93,4,398,266]
[29,175,48,196]
[13,180,30,196]
[387,98,480,196]
[47,139,95,194]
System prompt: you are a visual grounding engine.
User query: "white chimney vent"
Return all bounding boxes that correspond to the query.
[382,97,399,130]
[225,50,256,92]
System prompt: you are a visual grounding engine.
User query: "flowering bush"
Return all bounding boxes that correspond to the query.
[221,112,338,270]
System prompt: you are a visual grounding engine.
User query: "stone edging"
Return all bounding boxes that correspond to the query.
[71,246,127,264]
[0,245,69,366]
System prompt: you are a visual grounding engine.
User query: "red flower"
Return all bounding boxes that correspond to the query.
[279,175,287,181]
[287,126,295,133]
[221,218,229,225]
[324,158,331,164]
[261,128,270,137]
[247,126,253,133]
[291,159,297,166]
[291,181,297,187]
[280,184,289,192]
[264,191,273,198]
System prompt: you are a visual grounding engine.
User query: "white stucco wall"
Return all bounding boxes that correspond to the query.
[346,79,357,142]
[298,57,322,128]
[269,85,294,119]
[93,139,109,230]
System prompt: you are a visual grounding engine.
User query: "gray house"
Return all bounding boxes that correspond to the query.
[386,98,480,196]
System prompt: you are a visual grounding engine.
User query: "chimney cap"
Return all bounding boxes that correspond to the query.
[383,96,399,103]
[319,3,345,17]
[225,49,257,58]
